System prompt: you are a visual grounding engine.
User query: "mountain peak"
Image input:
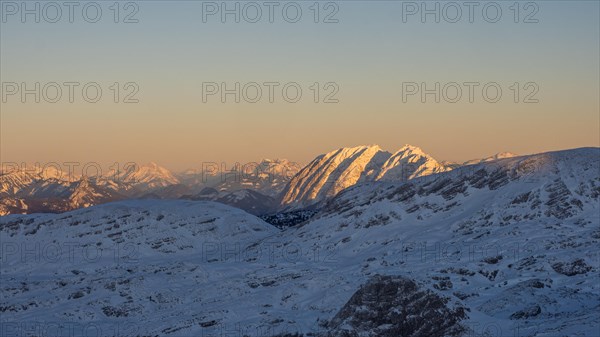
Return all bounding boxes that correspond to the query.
[281,144,449,207]
[337,144,382,152]
[376,145,449,182]
[464,152,519,165]
[395,144,428,157]
[117,162,179,189]
[493,151,518,159]
[281,145,390,207]
[139,162,165,171]
[399,144,423,151]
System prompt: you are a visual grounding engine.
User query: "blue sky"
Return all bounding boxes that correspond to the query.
[1,1,599,169]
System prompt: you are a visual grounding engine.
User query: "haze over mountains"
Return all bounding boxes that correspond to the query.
[1,146,598,336]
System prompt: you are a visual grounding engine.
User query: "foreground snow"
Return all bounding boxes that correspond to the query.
[1,148,599,336]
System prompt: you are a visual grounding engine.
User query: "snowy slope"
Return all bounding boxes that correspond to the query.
[375,144,449,181]
[1,148,599,336]
[267,147,600,335]
[463,152,519,165]
[0,200,281,335]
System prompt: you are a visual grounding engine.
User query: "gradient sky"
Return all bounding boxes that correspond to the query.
[1,0,599,171]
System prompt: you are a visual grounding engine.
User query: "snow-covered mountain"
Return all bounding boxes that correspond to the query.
[0,160,298,216]
[268,147,599,335]
[0,165,72,197]
[280,145,450,208]
[280,145,389,208]
[219,159,301,197]
[115,162,180,193]
[0,146,471,216]
[177,159,301,197]
[0,166,122,216]
[375,145,449,181]
[67,178,124,210]
[2,147,597,336]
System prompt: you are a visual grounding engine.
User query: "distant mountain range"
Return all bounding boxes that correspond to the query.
[0,159,299,216]
[0,145,521,216]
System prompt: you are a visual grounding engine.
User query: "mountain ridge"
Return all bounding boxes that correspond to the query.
[2,147,597,216]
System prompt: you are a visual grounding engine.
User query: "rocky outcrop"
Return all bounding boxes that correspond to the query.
[323,275,468,337]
